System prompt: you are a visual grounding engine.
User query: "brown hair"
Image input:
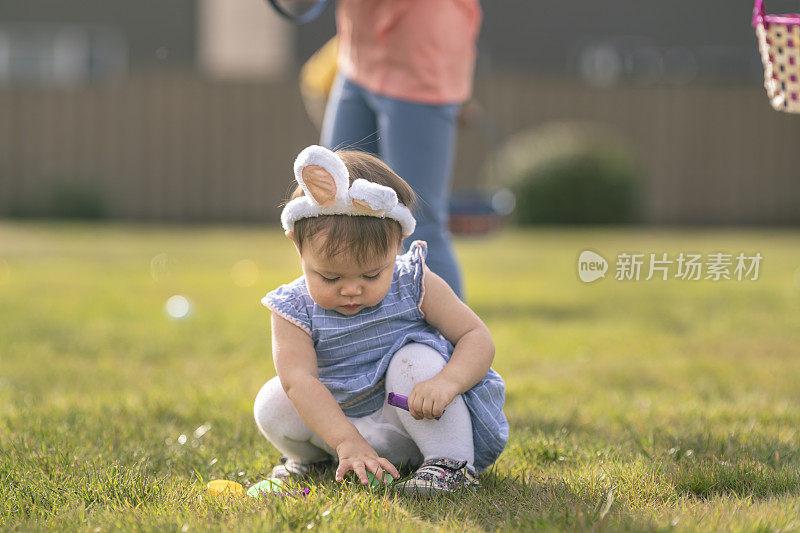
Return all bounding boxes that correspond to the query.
[286,150,417,265]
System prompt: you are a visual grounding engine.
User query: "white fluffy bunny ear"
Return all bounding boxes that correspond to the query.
[349,179,398,214]
[282,145,417,236]
[293,145,350,206]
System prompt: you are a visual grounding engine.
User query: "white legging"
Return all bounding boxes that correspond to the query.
[254,342,475,471]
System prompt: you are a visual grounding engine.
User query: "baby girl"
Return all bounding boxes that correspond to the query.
[253,145,507,495]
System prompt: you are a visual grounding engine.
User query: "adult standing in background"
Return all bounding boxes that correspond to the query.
[320,0,482,300]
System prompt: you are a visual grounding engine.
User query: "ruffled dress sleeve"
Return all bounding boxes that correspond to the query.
[394,240,428,315]
[261,278,312,336]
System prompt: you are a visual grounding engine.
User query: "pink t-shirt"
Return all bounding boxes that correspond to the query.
[335,0,482,105]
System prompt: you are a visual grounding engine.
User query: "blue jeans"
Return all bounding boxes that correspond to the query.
[320,76,464,299]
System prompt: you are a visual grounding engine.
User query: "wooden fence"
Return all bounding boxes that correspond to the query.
[0,70,798,224]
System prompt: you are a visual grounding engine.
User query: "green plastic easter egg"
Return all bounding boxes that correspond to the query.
[366,471,394,488]
[247,478,285,497]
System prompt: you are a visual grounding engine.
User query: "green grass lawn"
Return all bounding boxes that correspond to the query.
[1,221,799,531]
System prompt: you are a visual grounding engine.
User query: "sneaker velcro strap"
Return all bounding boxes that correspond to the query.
[420,457,468,471]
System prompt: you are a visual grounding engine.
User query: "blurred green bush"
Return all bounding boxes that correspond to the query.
[49,180,108,219]
[486,122,642,225]
[8,178,107,219]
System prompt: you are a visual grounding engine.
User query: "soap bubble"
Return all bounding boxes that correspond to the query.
[492,188,516,216]
[578,43,623,88]
[231,259,259,287]
[165,295,192,319]
[194,422,211,438]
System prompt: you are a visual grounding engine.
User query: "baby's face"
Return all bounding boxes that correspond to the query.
[297,234,398,315]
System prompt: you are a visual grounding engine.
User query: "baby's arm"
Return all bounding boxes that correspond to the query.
[270,313,399,484]
[408,265,495,420]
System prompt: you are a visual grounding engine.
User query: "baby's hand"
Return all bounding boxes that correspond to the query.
[407,376,460,420]
[335,437,399,485]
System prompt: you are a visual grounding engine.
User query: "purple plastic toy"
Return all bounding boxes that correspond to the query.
[386,392,444,420]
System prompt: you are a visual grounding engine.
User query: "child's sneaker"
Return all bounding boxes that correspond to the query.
[392,457,479,496]
[269,456,335,479]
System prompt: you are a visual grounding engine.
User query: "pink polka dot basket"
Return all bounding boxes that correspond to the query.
[753,0,800,113]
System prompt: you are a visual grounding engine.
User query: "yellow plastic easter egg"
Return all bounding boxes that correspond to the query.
[206,479,245,497]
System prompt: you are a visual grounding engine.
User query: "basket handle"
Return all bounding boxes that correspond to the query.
[753,0,766,26]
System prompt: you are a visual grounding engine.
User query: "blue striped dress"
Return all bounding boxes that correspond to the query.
[261,240,508,473]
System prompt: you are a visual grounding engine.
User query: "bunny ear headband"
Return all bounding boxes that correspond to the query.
[281,145,416,237]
